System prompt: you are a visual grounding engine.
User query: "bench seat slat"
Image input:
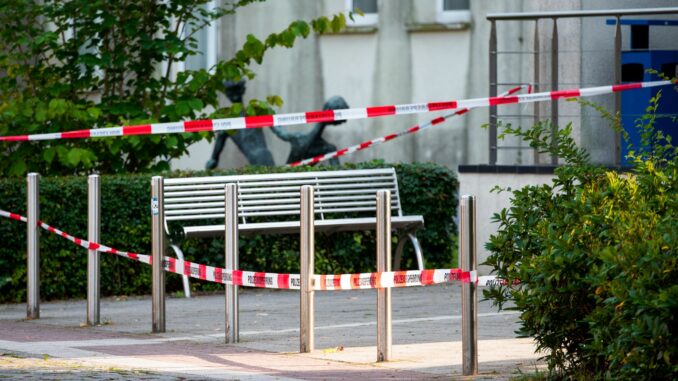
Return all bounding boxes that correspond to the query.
[181,216,424,238]
[165,180,396,193]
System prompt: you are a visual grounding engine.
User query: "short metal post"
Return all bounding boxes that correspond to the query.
[376,190,392,362]
[460,195,478,376]
[300,185,314,353]
[87,174,100,326]
[26,173,40,320]
[151,176,166,333]
[225,183,239,343]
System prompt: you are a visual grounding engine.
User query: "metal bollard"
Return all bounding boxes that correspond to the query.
[87,174,101,326]
[225,183,239,343]
[299,185,314,353]
[376,190,392,362]
[26,173,40,320]
[151,176,166,333]
[460,195,478,375]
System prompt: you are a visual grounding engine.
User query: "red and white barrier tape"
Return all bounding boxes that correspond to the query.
[289,84,531,167]
[0,209,477,290]
[0,80,672,142]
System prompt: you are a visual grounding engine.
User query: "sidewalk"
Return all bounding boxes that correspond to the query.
[0,285,544,380]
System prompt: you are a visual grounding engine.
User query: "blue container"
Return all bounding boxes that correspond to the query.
[621,50,678,164]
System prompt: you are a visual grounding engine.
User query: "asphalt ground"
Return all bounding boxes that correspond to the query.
[0,284,544,380]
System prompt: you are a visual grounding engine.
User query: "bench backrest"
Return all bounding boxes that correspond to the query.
[163,168,404,226]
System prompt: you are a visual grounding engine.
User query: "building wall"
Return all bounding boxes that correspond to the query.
[173,0,475,170]
[173,0,678,171]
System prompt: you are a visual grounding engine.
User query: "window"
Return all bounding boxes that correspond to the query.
[436,0,471,24]
[184,1,218,72]
[346,0,378,27]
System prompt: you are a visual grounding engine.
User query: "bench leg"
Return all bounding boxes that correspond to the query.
[170,244,191,298]
[394,233,425,271]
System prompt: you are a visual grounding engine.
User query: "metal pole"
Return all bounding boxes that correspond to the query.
[614,15,622,165]
[300,185,314,353]
[26,173,40,320]
[151,176,165,333]
[533,20,541,165]
[87,174,100,326]
[489,20,498,165]
[460,195,478,376]
[225,183,239,343]
[550,17,559,165]
[376,190,392,362]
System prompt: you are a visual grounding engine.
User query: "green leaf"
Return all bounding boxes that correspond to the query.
[8,159,26,177]
[43,147,56,164]
[187,98,204,111]
[87,107,102,120]
[66,148,82,166]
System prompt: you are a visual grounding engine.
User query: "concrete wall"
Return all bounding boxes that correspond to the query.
[458,171,555,274]
[173,0,678,171]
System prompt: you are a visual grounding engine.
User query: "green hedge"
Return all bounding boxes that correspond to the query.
[0,161,458,303]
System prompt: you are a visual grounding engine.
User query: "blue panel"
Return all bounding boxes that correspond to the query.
[621,50,678,164]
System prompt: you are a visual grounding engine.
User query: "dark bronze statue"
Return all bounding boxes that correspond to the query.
[272,96,349,165]
[205,80,274,169]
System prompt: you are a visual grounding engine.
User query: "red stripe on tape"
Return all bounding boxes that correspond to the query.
[278,273,289,289]
[427,101,456,111]
[407,125,420,133]
[214,267,223,284]
[74,238,82,246]
[8,213,21,220]
[384,133,398,141]
[184,120,213,132]
[367,105,396,117]
[612,83,642,92]
[62,130,91,139]
[393,271,407,287]
[167,257,176,273]
[47,226,56,233]
[184,261,191,276]
[128,253,138,261]
[253,272,266,287]
[550,89,580,99]
[489,96,519,106]
[431,117,445,125]
[232,270,243,286]
[455,109,469,116]
[305,110,335,123]
[245,115,274,128]
[350,274,360,289]
[359,141,372,149]
[369,272,377,288]
[123,125,152,136]
[421,270,434,285]
[199,264,207,280]
[461,271,470,283]
[88,242,100,251]
[337,148,349,156]
[0,135,29,141]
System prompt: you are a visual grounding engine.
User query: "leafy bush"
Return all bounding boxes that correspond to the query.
[484,93,678,379]
[0,161,458,303]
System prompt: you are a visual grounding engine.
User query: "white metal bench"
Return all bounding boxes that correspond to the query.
[161,168,425,295]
